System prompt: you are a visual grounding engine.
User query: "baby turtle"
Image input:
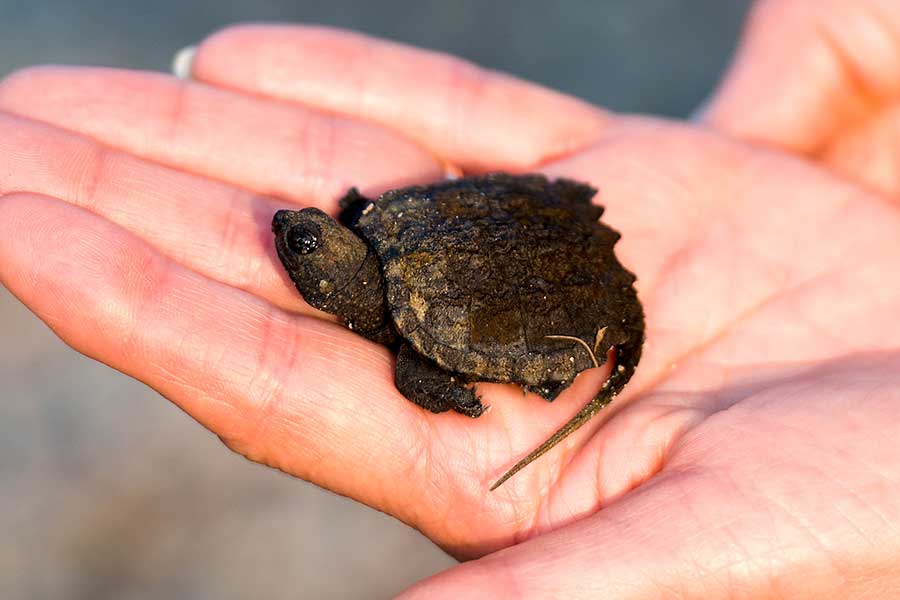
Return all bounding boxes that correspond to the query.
[272,173,644,489]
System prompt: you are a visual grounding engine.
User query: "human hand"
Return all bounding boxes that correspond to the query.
[705,0,900,197]
[1,25,899,598]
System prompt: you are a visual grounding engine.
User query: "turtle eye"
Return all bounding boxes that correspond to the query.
[287,224,320,255]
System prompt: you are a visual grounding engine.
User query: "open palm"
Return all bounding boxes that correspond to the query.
[1,25,898,598]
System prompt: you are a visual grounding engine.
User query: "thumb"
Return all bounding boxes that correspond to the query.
[703,0,900,154]
[396,468,847,600]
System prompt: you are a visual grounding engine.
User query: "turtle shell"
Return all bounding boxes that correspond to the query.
[355,173,641,389]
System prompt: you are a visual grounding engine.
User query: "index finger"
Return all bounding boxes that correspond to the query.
[190,25,610,172]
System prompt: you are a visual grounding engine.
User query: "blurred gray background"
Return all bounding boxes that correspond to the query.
[0,1,751,598]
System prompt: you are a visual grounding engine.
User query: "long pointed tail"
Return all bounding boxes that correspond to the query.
[490,335,643,491]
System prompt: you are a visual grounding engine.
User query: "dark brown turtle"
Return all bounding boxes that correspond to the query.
[272,173,644,489]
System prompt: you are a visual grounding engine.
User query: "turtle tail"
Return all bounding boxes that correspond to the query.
[489,333,644,491]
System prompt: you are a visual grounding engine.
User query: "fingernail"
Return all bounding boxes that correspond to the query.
[172,45,197,79]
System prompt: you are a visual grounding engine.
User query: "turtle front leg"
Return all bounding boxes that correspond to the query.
[394,344,485,418]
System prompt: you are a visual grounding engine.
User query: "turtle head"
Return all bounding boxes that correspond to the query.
[272,207,334,274]
[272,207,391,340]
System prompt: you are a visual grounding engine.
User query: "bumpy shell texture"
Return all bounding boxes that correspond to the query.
[356,173,643,390]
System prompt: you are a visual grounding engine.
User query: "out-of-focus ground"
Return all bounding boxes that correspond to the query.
[0,1,751,598]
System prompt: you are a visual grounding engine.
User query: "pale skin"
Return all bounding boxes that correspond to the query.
[705,0,900,195]
[1,1,900,596]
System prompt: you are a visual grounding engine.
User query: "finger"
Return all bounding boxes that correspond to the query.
[0,111,310,313]
[189,24,609,172]
[402,472,756,599]
[402,473,862,600]
[0,192,448,517]
[0,66,446,205]
[704,0,900,153]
